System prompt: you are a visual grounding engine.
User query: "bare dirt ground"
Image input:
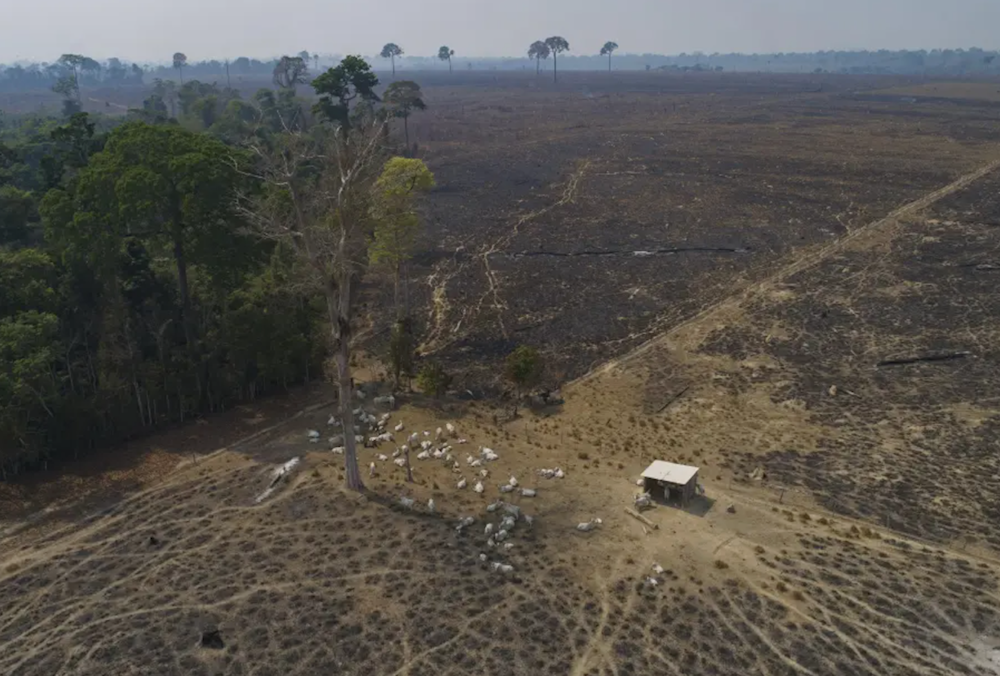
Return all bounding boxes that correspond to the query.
[3,74,1000,675]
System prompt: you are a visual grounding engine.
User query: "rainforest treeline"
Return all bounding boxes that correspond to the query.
[0,56,429,478]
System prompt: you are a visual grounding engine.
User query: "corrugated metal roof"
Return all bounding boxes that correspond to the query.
[641,460,699,485]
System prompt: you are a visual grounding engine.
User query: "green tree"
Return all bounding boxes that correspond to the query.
[387,317,415,387]
[68,122,243,348]
[152,78,178,117]
[237,106,389,491]
[383,80,426,149]
[504,345,543,415]
[528,41,550,75]
[380,43,404,76]
[52,75,81,116]
[416,361,451,399]
[600,41,619,72]
[172,52,188,83]
[438,46,455,73]
[42,112,101,187]
[0,310,60,473]
[57,54,88,105]
[544,37,570,82]
[0,186,34,245]
[311,56,380,129]
[273,55,309,91]
[369,156,434,319]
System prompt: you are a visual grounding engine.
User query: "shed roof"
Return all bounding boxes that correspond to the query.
[641,460,699,485]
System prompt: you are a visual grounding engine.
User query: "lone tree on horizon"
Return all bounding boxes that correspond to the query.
[544,37,569,82]
[600,41,619,72]
[528,40,550,75]
[380,43,404,76]
[438,46,455,72]
[172,52,187,83]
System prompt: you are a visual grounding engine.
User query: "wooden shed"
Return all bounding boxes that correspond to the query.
[641,461,700,506]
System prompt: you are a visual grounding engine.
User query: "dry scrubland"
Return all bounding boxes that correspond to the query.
[3,73,1000,675]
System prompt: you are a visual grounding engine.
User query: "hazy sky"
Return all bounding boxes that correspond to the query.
[3,0,999,63]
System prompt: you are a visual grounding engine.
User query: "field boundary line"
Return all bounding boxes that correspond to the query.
[570,159,1000,387]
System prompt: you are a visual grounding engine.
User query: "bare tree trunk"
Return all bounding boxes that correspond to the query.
[402,260,411,319]
[448,58,452,73]
[327,282,363,491]
[394,260,402,321]
[173,232,193,347]
[536,57,540,75]
[391,55,395,77]
[336,342,363,490]
[403,115,410,150]
[553,54,558,83]
[609,54,612,72]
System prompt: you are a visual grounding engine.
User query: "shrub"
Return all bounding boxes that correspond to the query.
[416,361,451,398]
[504,345,543,396]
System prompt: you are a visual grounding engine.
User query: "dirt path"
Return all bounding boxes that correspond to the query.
[420,160,590,352]
[571,158,1000,387]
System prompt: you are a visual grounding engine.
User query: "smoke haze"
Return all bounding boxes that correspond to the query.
[2,0,999,63]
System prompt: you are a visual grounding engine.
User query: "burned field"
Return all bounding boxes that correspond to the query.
[406,73,999,386]
[686,167,1000,552]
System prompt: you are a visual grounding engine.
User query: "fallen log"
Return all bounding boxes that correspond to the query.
[624,507,659,530]
[877,351,970,368]
[656,386,690,414]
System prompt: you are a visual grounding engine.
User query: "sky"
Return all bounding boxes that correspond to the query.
[2,0,999,64]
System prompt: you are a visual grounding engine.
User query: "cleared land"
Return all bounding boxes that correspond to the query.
[3,73,1000,675]
[402,72,1000,387]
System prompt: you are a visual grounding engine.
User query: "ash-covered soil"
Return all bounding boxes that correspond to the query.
[398,73,999,388]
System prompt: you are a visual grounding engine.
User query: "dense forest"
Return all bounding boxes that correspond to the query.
[2,46,999,94]
[0,55,433,486]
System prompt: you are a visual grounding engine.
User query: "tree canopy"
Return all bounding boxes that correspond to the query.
[272,56,309,91]
[601,41,619,72]
[0,111,327,477]
[380,43,404,76]
[383,80,426,147]
[438,46,455,72]
[172,52,188,82]
[528,41,551,74]
[544,37,570,82]
[312,56,380,128]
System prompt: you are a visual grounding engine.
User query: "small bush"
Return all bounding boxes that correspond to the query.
[504,345,543,395]
[416,361,451,398]
[714,560,729,570]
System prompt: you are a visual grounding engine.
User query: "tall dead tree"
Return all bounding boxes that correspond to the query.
[237,117,387,490]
